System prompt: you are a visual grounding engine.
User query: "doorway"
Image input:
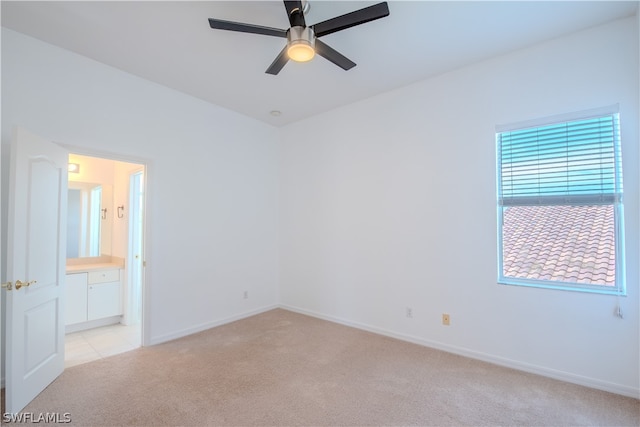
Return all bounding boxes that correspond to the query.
[64,153,146,368]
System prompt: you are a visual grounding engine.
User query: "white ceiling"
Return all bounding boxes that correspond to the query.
[2,1,637,126]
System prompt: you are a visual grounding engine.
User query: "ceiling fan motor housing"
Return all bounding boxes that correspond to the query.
[287,26,315,62]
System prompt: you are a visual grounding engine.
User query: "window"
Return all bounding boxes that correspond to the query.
[496,108,625,294]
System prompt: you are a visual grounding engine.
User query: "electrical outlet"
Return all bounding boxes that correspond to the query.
[406,307,413,318]
[243,290,249,299]
[442,313,450,326]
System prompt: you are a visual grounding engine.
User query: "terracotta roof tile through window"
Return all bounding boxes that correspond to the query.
[502,205,615,286]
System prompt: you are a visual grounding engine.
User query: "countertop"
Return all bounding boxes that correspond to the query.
[66,263,123,274]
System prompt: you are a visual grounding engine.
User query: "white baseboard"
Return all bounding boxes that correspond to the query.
[147,304,279,346]
[279,304,640,399]
[65,315,122,334]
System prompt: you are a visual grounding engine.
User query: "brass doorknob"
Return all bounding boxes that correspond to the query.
[15,280,36,290]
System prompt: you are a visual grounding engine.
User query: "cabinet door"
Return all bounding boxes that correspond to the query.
[87,281,122,320]
[65,273,88,325]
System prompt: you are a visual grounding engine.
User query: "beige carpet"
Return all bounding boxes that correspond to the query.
[8,309,640,426]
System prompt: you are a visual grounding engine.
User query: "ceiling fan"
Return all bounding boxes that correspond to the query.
[208,1,390,75]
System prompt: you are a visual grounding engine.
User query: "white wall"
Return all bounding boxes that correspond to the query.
[111,160,144,260]
[1,28,281,353]
[68,154,116,187]
[279,17,639,397]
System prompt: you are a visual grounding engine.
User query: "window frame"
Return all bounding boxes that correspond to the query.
[496,106,626,296]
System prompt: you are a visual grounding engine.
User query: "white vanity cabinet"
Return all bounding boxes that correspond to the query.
[65,273,88,325]
[87,270,122,320]
[64,267,123,328]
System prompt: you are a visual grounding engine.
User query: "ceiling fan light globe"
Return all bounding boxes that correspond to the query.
[288,42,315,62]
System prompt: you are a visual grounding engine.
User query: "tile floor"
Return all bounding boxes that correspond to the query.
[64,323,141,368]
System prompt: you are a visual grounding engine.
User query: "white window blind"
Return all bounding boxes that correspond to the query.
[498,114,622,206]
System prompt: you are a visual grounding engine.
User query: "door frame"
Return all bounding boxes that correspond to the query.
[58,144,150,347]
[1,143,151,391]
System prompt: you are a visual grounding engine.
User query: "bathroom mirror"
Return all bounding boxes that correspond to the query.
[67,182,113,258]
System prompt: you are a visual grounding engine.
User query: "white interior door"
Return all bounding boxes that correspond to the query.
[5,127,67,413]
[128,171,144,324]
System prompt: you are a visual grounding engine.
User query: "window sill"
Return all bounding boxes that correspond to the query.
[498,277,626,296]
